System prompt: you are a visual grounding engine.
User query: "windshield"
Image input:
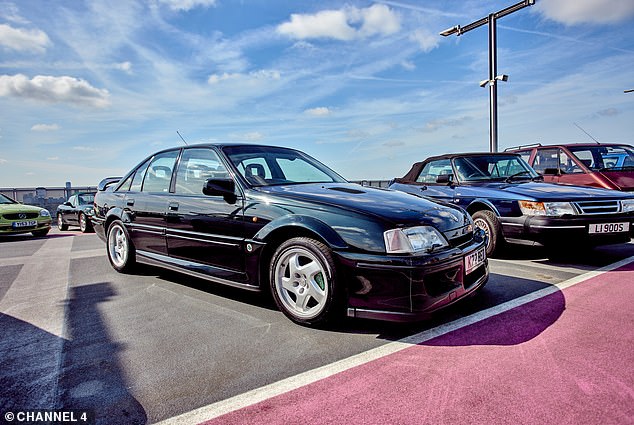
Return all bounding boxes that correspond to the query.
[454,155,539,182]
[77,193,95,204]
[0,194,17,204]
[567,145,634,171]
[223,146,347,187]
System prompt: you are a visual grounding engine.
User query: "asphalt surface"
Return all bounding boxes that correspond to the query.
[1,228,633,424]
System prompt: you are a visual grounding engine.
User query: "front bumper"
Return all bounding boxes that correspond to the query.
[336,238,488,322]
[0,218,52,235]
[501,214,634,246]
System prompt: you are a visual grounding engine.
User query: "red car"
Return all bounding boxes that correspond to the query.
[509,143,634,191]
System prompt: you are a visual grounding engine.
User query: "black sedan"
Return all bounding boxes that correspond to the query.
[92,144,488,326]
[389,152,634,256]
[56,192,96,232]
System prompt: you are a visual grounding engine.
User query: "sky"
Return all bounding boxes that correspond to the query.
[1,0,634,187]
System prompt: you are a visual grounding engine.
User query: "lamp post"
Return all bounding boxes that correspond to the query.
[625,89,634,93]
[440,0,535,153]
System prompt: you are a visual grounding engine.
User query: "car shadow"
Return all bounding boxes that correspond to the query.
[56,282,147,425]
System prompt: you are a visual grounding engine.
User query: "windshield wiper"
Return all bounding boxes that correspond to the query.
[505,171,532,183]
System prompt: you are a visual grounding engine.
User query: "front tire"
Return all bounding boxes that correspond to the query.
[57,214,68,231]
[269,237,342,326]
[472,210,503,256]
[106,220,136,273]
[79,213,93,233]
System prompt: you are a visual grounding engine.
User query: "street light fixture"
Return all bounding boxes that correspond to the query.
[440,0,535,152]
[625,89,634,93]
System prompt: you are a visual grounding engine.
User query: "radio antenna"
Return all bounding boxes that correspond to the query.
[573,123,600,144]
[176,130,189,145]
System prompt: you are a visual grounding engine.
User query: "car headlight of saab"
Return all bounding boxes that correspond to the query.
[518,201,576,217]
[384,226,449,254]
[621,199,634,213]
[39,209,51,217]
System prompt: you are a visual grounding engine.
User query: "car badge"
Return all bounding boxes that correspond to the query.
[19,213,27,219]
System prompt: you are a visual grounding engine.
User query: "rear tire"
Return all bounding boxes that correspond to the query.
[269,237,343,326]
[472,210,503,256]
[106,220,136,273]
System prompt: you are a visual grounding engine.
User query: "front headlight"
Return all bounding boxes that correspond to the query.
[84,207,95,216]
[40,209,51,217]
[518,201,576,217]
[384,226,449,254]
[621,199,634,213]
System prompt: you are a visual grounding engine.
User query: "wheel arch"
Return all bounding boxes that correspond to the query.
[466,199,500,217]
[253,216,348,291]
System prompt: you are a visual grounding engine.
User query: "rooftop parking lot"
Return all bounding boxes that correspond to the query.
[1,228,633,424]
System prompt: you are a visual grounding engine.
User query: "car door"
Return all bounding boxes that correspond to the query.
[166,147,246,282]
[64,195,78,225]
[126,150,180,256]
[415,159,456,203]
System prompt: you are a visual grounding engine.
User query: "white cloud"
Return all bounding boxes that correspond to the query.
[0,24,51,53]
[0,158,7,164]
[0,74,110,108]
[31,123,60,132]
[158,0,217,11]
[304,107,331,117]
[277,4,400,41]
[401,61,415,71]
[207,70,280,85]
[409,28,439,53]
[114,61,132,73]
[537,0,634,24]
[73,146,99,152]
[47,156,60,161]
[230,131,263,141]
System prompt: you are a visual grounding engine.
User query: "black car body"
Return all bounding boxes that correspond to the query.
[389,152,634,256]
[56,192,96,232]
[93,144,488,326]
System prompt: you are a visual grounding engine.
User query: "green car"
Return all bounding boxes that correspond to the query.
[0,194,52,237]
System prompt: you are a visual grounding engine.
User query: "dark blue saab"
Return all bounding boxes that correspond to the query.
[389,152,634,256]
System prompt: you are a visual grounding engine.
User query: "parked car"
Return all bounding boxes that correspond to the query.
[93,144,488,326]
[508,143,634,191]
[389,152,634,256]
[56,192,96,232]
[0,193,52,237]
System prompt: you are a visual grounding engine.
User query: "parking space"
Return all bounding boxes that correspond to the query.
[1,228,633,424]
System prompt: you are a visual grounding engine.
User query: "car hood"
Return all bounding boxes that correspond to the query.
[597,170,634,191]
[0,203,44,213]
[256,183,471,231]
[459,181,634,201]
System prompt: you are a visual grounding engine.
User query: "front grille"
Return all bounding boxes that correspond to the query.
[573,200,620,215]
[3,212,39,220]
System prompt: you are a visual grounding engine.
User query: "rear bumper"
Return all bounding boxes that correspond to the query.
[501,214,634,246]
[337,237,489,322]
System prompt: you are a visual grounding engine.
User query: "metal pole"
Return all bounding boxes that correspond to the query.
[488,14,498,153]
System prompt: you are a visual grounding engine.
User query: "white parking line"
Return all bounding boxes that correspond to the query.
[155,254,634,425]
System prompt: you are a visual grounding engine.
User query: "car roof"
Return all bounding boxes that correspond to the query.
[510,143,632,151]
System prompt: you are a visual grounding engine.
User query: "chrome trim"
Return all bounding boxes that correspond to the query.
[573,200,621,215]
[529,225,586,229]
[167,228,243,243]
[166,233,240,248]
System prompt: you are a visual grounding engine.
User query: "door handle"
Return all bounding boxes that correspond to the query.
[168,202,179,211]
[126,198,135,206]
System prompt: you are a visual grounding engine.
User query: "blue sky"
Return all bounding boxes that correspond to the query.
[1,0,633,187]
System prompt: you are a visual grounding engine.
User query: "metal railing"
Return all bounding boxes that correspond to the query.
[0,186,98,216]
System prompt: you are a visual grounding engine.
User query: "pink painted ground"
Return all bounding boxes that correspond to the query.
[203,263,634,425]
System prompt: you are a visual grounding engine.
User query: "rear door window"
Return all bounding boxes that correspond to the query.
[142,151,179,193]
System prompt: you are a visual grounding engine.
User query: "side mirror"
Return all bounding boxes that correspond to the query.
[203,178,237,203]
[436,174,454,184]
[64,201,72,207]
[542,168,560,176]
